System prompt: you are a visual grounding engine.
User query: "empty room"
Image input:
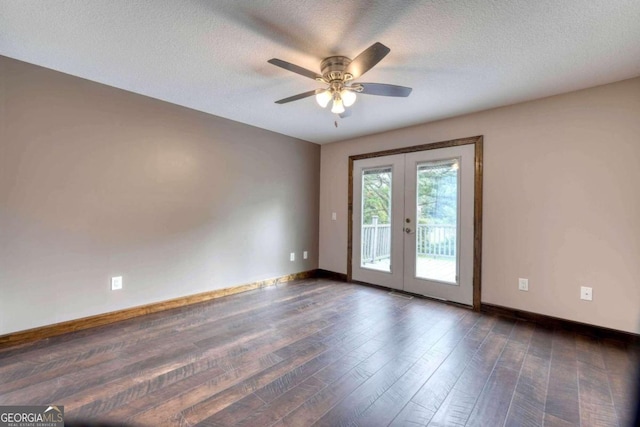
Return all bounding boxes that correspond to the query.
[1,1,639,426]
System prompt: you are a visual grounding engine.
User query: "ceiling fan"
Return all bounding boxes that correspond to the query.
[268,42,412,118]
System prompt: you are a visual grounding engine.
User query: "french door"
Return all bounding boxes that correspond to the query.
[352,144,476,305]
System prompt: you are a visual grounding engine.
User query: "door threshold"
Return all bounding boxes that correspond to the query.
[423,294,447,301]
[388,291,414,300]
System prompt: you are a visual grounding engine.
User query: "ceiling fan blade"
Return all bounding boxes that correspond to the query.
[268,58,322,81]
[339,109,352,119]
[274,90,317,104]
[345,42,390,79]
[359,83,412,97]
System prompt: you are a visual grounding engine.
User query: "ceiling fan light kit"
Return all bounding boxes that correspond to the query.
[315,80,360,112]
[315,89,332,108]
[341,89,357,107]
[331,94,345,114]
[268,42,412,119]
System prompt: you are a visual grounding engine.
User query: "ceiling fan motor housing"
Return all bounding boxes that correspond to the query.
[320,56,353,82]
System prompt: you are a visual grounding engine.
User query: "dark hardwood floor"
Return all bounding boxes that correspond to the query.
[0,278,637,426]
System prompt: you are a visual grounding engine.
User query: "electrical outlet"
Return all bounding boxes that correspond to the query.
[290,252,295,262]
[303,251,308,259]
[518,278,528,291]
[580,286,593,301]
[332,212,337,221]
[111,276,123,290]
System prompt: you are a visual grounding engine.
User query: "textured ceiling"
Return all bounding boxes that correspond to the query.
[1,0,639,144]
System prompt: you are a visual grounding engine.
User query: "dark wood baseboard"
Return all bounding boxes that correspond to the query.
[0,269,317,349]
[481,303,639,344]
[315,269,348,282]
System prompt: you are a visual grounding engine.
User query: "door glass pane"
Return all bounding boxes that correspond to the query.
[416,159,458,283]
[361,167,392,272]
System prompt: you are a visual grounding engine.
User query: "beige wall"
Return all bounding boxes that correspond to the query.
[319,77,640,333]
[0,56,320,335]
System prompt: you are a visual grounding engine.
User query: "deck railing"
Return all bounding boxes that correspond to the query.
[362,216,456,262]
[416,223,456,258]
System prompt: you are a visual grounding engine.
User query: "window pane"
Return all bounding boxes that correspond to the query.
[361,167,392,272]
[415,159,458,283]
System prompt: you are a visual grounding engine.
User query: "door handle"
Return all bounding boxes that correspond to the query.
[404,227,414,234]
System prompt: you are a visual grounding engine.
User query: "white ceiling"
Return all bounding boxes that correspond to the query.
[1,1,639,144]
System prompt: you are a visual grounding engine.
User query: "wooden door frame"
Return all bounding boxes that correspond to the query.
[347,135,484,310]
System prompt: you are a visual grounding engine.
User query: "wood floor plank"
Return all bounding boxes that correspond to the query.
[121,342,329,425]
[275,303,428,426]
[65,326,300,415]
[503,325,552,427]
[180,291,412,425]
[66,341,286,417]
[279,364,374,426]
[312,319,419,385]
[544,329,581,426]
[576,334,607,369]
[254,333,369,404]
[601,340,639,426]
[313,356,419,427]
[355,312,481,427]
[578,360,619,427]
[466,321,533,427]
[181,305,405,425]
[426,317,515,426]
[400,314,498,424]
[544,412,579,427]
[389,401,435,427]
[313,307,468,427]
[190,392,265,427]
[231,376,326,427]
